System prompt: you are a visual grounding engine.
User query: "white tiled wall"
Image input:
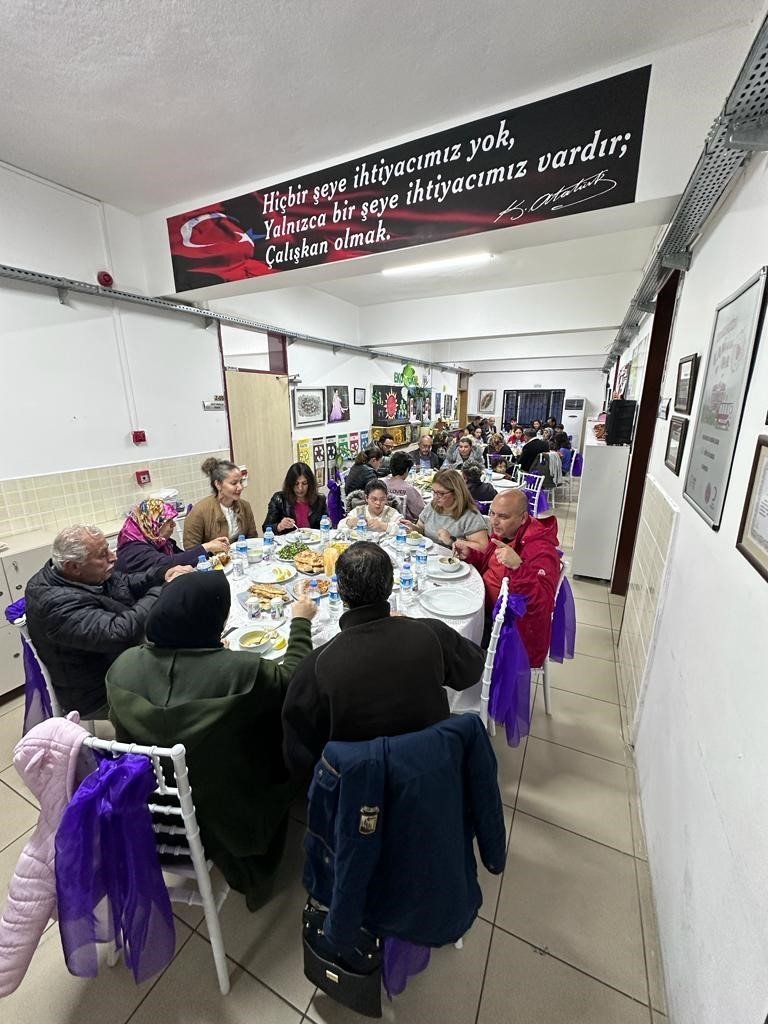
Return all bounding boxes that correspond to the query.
[0,450,228,539]
[616,476,678,731]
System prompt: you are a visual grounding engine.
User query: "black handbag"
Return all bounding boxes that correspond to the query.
[302,901,382,1018]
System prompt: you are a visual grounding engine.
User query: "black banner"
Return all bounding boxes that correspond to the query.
[168,66,651,291]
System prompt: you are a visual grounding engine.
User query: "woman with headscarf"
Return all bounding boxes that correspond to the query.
[106,571,316,911]
[115,498,229,574]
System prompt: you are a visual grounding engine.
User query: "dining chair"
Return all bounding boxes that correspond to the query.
[82,736,232,995]
[532,560,570,716]
[519,472,545,516]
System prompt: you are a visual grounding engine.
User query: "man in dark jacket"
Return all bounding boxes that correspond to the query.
[281,542,486,780]
[519,428,550,472]
[25,524,189,717]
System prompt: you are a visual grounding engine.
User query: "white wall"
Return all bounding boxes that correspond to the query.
[0,164,227,480]
[468,368,605,423]
[633,155,768,1024]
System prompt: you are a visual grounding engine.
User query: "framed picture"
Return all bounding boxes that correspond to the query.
[444,395,453,420]
[683,268,768,529]
[664,416,688,475]
[353,387,366,405]
[293,388,326,427]
[326,385,350,423]
[657,398,671,420]
[736,435,768,582]
[674,353,700,414]
[478,389,496,414]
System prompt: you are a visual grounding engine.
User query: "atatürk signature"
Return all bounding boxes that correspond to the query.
[494,169,618,223]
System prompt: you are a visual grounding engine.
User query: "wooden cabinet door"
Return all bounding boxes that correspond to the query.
[2,546,49,598]
[0,623,24,696]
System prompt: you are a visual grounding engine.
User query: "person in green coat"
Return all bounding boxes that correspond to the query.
[106,570,316,910]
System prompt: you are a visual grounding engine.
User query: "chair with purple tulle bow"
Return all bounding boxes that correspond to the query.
[533,560,576,715]
[520,472,548,516]
[4,598,61,734]
[82,736,232,995]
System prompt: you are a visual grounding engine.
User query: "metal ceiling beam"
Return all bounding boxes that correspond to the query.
[0,263,469,377]
[603,13,768,373]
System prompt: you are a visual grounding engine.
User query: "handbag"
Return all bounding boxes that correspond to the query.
[302,900,382,1018]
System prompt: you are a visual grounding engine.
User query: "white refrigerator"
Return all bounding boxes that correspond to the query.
[571,442,630,580]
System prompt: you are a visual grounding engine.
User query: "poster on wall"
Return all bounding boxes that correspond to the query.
[434,392,442,415]
[349,431,360,455]
[326,385,350,423]
[325,436,338,473]
[360,430,370,449]
[684,268,767,529]
[736,435,768,582]
[372,384,409,426]
[293,388,326,427]
[478,389,496,414]
[312,437,326,487]
[444,395,453,420]
[336,434,350,461]
[168,68,651,291]
[296,438,312,465]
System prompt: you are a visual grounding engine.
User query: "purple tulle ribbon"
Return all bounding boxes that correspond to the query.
[55,754,175,983]
[21,635,54,734]
[327,473,345,528]
[382,937,431,998]
[549,576,576,663]
[4,597,26,624]
[476,500,491,514]
[572,452,583,477]
[489,593,532,746]
[537,491,549,513]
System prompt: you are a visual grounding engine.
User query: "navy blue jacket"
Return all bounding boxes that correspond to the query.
[303,714,506,950]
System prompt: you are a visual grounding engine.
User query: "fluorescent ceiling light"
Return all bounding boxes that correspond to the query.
[382,252,493,276]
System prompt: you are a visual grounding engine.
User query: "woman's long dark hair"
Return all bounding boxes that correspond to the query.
[282,462,318,505]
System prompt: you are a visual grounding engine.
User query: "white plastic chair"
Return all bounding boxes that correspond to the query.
[519,472,545,516]
[15,618,62,717]
[532,560,569,716]
[82,736,232,995]
[448,577,509,734]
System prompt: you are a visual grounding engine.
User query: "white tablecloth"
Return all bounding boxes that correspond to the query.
[225,538,486,657]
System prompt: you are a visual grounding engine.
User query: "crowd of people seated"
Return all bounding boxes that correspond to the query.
[19,413,568,918]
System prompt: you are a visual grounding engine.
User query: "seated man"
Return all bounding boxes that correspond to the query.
[415,434,442,472]
[454,490,561,668]
[519,428,550,472]
[25,524,188,717]
[281,541,486,780]
[442,436,484,471]
[375,432,395,476]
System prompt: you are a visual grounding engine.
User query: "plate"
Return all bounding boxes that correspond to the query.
[491,472,505,480]
[236,588,292,612]
[290,575,332,599]
[232,625,289,659]
[211,559,233,575]
[287,529,322,546]
[419,587,484,617]
[406,535,433,548]
[249,564,297,584]
[235,628,276,653]
[426,561,471,581]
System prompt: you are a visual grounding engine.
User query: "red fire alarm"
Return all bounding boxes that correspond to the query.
[132,430,147,444]
[97,270,114,288]
[135,469,151,486]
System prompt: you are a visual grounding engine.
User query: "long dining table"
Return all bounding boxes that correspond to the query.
[224,532,487,659]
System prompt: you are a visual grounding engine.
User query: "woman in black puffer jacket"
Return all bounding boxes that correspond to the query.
[263,463,327,535]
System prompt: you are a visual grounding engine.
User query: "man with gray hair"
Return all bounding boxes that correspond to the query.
[25,525,190,717]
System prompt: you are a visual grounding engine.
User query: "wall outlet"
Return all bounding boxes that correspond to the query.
[132,429,147,444]
[135,469,151,486]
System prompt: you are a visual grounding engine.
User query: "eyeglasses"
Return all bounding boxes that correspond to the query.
[431,488,451,498]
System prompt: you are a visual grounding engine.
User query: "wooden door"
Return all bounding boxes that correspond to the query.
[224,370,293,536]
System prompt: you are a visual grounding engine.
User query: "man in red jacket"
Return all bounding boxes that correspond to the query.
[454,489,561,667]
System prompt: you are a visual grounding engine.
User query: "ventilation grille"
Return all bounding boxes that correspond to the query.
[604,17,768,372]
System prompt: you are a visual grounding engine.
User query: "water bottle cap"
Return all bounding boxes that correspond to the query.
[331,574,337,581]
[197,554,206,563]
[238,534,245,541]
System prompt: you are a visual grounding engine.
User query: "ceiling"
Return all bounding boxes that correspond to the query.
[0,0,761,214]
[1,0,764,373]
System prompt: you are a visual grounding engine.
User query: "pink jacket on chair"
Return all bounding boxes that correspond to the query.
[0,712,94,996]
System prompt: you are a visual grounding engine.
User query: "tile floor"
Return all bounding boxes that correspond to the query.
[0,497,668,1023]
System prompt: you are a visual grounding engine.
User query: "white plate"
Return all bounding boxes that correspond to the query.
[419,587,484,618]
[406,535,433,549]
[287,529,322,546]
[211,561,233,575]
[249,564,297,584]
[491,472,505,480]
[290,576,332,599]
[426,561,471,581]
[231,624,290,660]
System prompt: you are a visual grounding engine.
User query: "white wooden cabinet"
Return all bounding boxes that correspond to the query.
[2,546,49,600]
[0,546,48,700]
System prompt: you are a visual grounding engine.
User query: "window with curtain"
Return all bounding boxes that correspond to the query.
[502,388,566,426]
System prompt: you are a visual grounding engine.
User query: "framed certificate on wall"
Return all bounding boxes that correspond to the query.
[683,268,767,529]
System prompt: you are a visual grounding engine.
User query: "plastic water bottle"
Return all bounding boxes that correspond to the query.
[356,515,367,542]
[320,514,331,547]
[415,541,428,590]
[263,526,274,562]
[309,578,321,607]
[399,561,414,608]
[408,465,417,480]
[234,534,248,578]
[328,574,342,619]
[196,554,212,572]
[395,523,407,562]
[484,466,493,484]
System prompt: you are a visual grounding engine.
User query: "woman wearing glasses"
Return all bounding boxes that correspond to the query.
[402,469,488,551]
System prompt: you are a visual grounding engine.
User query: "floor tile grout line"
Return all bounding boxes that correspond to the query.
[510,806,637,859]
[492,922,652,1009]
[0,822,34,856]
[123,921,197,1023]
[190,922,316,1017]
[525,731,634,769]
[0,774,40,813]
[548,682,621,707]
[631,852,658,1024]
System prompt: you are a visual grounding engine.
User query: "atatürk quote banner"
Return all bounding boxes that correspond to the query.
[168,66,651,291]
